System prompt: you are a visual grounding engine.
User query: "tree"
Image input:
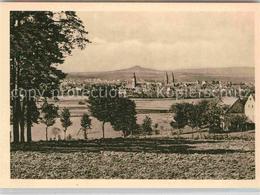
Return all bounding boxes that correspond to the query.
[142,116,153,135]
[80,113,92,139]
[41,101,59,141]
[228,114,248,132]
[186,104,199,138]
[25,99,40,142]
[60,108,72,140]
[206,102,224,133]
[111,98,137,137]
[196,100,210,129]
[153,123,160,135]
[188,101,210,138]
[88,85,118,138]
[170,103,191,129]
[10,11,89,143]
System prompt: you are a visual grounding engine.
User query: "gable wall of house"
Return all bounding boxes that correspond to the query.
[244,95,255,123]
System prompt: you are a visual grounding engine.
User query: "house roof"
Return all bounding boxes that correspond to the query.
[217,96,237,106]
[249,94,255,101]
[225,93,255,114]
[226,98,248,114]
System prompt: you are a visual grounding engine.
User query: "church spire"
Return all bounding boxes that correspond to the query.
[165,72,169,84]
[132,72,137,88]
[172,72,175,83]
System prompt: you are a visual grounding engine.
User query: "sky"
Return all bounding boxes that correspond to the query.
[59,11,254,73]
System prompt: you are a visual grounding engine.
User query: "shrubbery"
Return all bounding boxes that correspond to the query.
[170,100,251,135]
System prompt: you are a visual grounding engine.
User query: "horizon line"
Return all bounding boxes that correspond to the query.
[62,65,255,74]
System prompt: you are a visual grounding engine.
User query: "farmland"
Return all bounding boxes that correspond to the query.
[11,138,255,179]
[10,96,255,179]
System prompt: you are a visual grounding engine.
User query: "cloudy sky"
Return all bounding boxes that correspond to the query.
[59,11,254,72]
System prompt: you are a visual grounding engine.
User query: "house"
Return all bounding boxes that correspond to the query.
[223,94,255,130]
[226,97,247,114]
[226,94,255,122]
[244,94,255,123]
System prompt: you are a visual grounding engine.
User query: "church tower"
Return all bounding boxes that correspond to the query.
[132,72,137,88]
[165,72,169,85]
[171,72,175,83]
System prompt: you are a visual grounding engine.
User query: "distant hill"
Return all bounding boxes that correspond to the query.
[67,65,164,81]
[67,66,254,83]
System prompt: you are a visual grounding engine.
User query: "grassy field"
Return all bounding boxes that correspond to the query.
[11,138,255,179]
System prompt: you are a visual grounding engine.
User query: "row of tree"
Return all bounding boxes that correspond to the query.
[41,98,250,141]
[10,11,89,143]
[41,102,70,140]
[41,100,92,140]
[171,100,248,135]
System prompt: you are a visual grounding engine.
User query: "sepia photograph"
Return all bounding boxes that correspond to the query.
[0,2,259,188]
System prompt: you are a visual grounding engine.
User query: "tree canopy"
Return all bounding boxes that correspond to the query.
[111,98,137,137]
[60,108,72,140]
[41,101,59,141]
[80,113,92,139]
[88,85,119,138]
[170,100,224,134]
[142,116,153,135]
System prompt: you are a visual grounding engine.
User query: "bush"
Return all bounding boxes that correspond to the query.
[67,134,72,140]
[78,100,85,105]
[227,115,248,132]
[155,129,160,135]
[141,116,153,135]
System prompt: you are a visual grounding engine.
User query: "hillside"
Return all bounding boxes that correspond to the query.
[67,66,254,82]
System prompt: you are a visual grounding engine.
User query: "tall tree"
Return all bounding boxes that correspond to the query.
[80,113,92,139]
[111,98,137,137]
[88,85,119,138]
[206,102,224,133]
[40,101,59,141]
[10,11,89,142]
[170,103,191,129]
[25,99,40,142]
[196,100,210,129]
[188,101,210,138]
[60,108,72,140]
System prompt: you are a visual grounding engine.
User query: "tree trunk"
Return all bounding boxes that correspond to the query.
[84,129,87,140]
[13,97,20,143]
[102,122,105,139]
[45,126,48,141]
[12,57,20,143]
[20,98,25,143]
[64,128,67,140]
[26,97,32,142]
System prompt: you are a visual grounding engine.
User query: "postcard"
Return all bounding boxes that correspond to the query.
[0,2,259,188]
